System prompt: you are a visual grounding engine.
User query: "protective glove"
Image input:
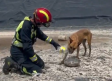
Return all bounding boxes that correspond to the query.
[53,43,60,50]
[57,46,68,54]
[50,39,60,50]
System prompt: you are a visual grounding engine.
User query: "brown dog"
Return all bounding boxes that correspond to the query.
[60,29,92,64]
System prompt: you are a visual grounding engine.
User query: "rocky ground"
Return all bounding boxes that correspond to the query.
[0,28,112,81]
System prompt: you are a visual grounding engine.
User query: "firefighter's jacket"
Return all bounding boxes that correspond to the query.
[12,16,60,62]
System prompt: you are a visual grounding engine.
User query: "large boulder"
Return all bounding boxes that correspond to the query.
[58,35,67,41]
[64,56,80,67]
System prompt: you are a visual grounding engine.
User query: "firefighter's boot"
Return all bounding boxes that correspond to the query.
[2,56,17,75]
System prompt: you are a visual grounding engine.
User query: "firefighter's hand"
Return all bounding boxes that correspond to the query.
[58,46,68,54]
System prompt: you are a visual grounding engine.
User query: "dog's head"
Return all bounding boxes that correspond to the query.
[67,37,78,54]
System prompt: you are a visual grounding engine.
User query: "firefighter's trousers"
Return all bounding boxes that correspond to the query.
[10,45,45,75]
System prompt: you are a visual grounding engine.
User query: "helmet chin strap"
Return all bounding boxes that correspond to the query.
[33,15,37,26]
[33,15,41,26]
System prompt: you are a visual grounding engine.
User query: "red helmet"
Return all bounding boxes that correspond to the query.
[34,8,52,24]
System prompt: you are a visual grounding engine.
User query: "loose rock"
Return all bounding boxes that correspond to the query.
[64,56,80,67]
[58,35,67,41]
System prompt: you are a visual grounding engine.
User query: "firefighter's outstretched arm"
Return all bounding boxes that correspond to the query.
[36,28,60,50]
[36,28,68,54]
[37,29,68,54]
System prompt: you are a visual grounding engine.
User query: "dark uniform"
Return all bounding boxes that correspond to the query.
[10,16,60,75]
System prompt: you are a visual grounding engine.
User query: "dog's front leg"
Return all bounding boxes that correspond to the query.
[76,46,80,59]
[59,52,68,65]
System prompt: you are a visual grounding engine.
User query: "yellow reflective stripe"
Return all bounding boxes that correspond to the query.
[31,26,36,39]
[16,32,21,41]
[23,67,38,76]
[23,67,32,75]
[16,21,24,32]
[32,70,38,76]
[13,40,23,47]
[8,62,10,66]
[24,16,30,21]
[16,21,24,41]
[39,10,49,22]
[30,54,37,62]
[31,30,36,38]
[15,16,30,41]
[33,70,37,74]
[16,16,30,32]
[46,37,52,43]
[34,30,36,37]
[31,29,33,38]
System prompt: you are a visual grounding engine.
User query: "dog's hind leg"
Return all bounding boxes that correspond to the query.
[87,33,92,57]
[82,39,87,56]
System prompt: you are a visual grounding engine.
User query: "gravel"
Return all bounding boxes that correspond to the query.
[0,29,112,81]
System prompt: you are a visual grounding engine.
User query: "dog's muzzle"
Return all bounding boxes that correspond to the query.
[68,48,75,54]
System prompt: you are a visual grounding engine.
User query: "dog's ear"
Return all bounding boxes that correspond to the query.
[69,37,73,43]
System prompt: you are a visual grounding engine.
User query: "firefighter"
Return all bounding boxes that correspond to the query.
[2,8,67,76]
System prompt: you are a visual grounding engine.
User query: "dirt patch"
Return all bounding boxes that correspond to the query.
[0,35,111,50]
[0,36,68,50]
[0,29,112,81]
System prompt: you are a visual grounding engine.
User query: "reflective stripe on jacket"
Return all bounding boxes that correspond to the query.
[12,16,36,47]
